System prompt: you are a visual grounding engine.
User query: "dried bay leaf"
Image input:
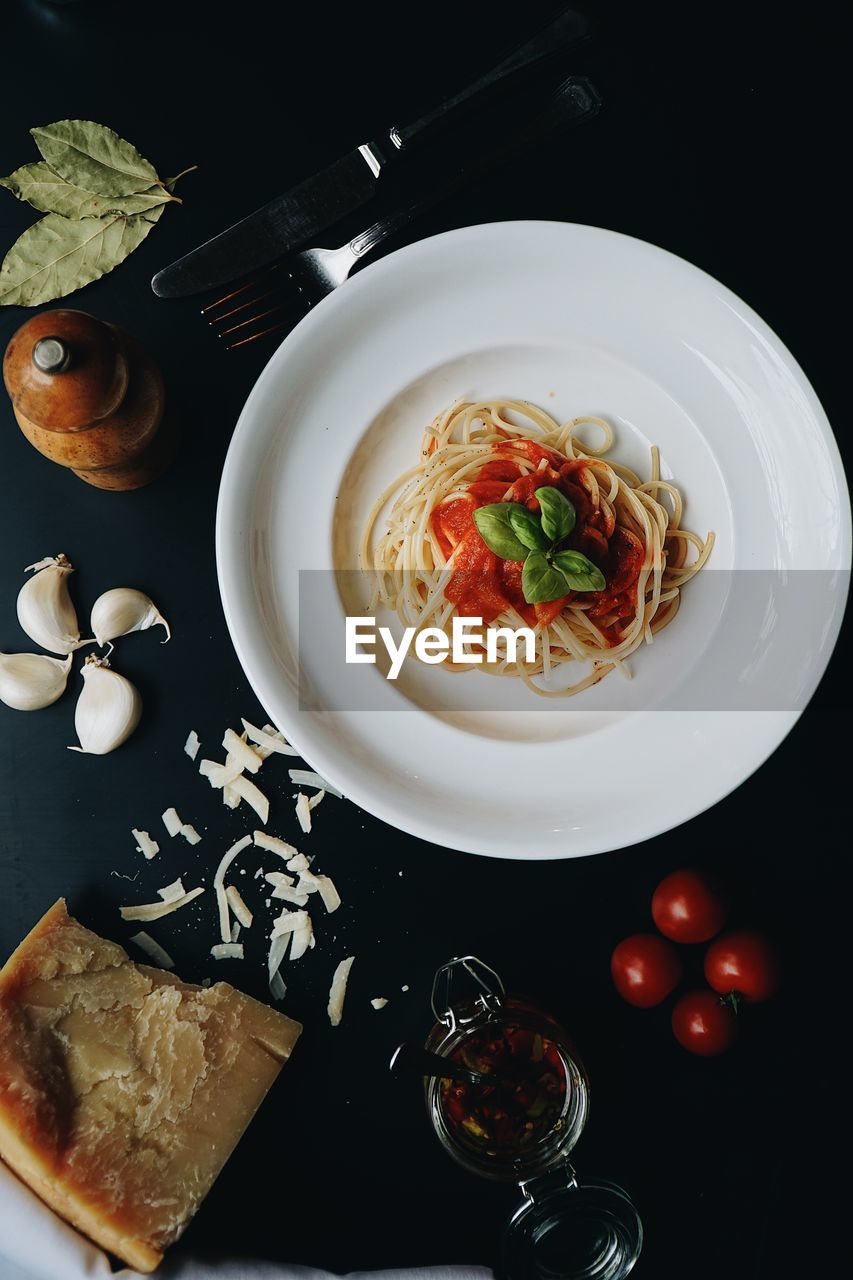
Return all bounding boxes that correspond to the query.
[31,120,162,198]
[0,208,164,307]
[0,162,174,218]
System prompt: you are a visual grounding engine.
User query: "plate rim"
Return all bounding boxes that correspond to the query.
[216,219,851,859]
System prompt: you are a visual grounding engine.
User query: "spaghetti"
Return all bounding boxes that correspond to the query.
[361,400,714,696]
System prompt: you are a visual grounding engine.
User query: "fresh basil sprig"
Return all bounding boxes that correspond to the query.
[472,486,606,604]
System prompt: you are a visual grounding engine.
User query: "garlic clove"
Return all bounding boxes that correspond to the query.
[0,652,73,711]
[17,554,88,655]
[69,654,141,755]
[90,587,171,648]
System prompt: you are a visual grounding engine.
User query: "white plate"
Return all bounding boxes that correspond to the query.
[216,222,850,859]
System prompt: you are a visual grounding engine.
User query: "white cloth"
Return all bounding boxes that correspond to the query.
[0,1161,492,1280]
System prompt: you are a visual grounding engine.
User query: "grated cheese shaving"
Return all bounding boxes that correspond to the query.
[253,831,298,859]
[161,807,182,838]
[371,998,388,1010]
[267,930,290,979]
[288,769,343,799]
[317,875,341,914]
[157,878,186,902]
[226,884,253,928]
[222,728,264,775]
[222,783,241,809]
[199,758,243,789]
[231,774,269,823]
[180,823,202,845]
[289,917,313,961]
[295,792,312,833]
[269,971,287,1001]
[184,729,200,761]
[210,942,244,960]
[270,909,310,938]
[132,828,159,860]
[129,932,174,969]
[328,956,354,1027]
[120,885,204,922]
[242,719,298,757]
[308,789,326,811]
[286,853,310,873]
[214,835,253,943]
[265,871,294,890]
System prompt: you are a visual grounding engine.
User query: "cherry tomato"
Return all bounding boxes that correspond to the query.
[652,868,729,943]
[611,933,683,1008]
[704,930,780,1003]
[671,990,737,1056]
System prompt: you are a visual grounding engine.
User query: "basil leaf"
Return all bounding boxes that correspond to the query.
[0,161,175,218]
[473,504,532,561]
[552,549,606,593]
[537,486,576,542]
[508,504,550,551]
[522,551,572,604]
[31,120,161,198]
[0,209,163,308]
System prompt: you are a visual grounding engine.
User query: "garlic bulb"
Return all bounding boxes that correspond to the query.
[0,652,73,711]
[17,555,87,655]
[90,587,170,649]
[70,655,141,755]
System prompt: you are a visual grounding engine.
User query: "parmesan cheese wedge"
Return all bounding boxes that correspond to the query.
[328,956,354,1027]
[0,900,301,1272]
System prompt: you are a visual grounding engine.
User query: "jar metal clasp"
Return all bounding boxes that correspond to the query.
[430,955,506,1031]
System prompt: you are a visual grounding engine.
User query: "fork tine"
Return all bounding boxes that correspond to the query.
[205,285,289,326]
[201,261,289,316]
[226,321,292,350]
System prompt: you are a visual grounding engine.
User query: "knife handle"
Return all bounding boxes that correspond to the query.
[391,6,589,151]
[351,77,601,264]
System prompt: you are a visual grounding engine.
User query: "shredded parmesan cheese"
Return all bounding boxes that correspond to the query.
[270,909,310,938]
[180,823,202,845]
[199,758,242,789]
[242,719,298,757]
[295,792,312,833]
[214,835,253,943]
[184,729,200,760]
[290,917,313,961]
[269,971,287,1000]
[288,769,343,799]
[286,853,310,873]
[231,921,242,943]
[231,774,269,823]
[210,942,244,960]
[119,886,204,922]
[222,783,241,809]
[253,831,298,859]
[129,931,174,969]
[225,885,253,928]
[268,930,290,979]
[222,729,264,775]
[328,957,354,1027]
[371,998,388,1010]
[317,875,341,914]
[308,789,326,811]
[157,878,186,902]
[161,807,182,838]
[132,828,159,860]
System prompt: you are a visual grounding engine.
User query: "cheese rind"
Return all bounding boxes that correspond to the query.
[0,900,301,1272]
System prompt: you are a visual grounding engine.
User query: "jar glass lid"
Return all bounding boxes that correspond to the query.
[501,1170,642,1280]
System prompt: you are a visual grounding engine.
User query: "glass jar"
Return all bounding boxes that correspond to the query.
[423,957,642,1280]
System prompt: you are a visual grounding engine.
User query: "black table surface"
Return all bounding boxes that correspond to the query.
[1,2,849,1277]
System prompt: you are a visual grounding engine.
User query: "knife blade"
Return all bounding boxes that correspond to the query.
[151,7,589,298]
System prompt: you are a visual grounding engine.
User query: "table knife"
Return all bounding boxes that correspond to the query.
[151,7,588,297]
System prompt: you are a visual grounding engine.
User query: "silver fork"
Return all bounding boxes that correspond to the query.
[203,75,601,349]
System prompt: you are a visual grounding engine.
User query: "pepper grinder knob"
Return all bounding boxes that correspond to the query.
[32,337,72,374]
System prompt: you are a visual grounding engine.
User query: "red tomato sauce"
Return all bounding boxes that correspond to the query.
[430,442,644,634]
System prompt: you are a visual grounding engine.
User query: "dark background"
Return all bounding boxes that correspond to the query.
[1,1,849,1277]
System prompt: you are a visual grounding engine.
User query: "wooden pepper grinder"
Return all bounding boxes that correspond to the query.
[3,309,176,490]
